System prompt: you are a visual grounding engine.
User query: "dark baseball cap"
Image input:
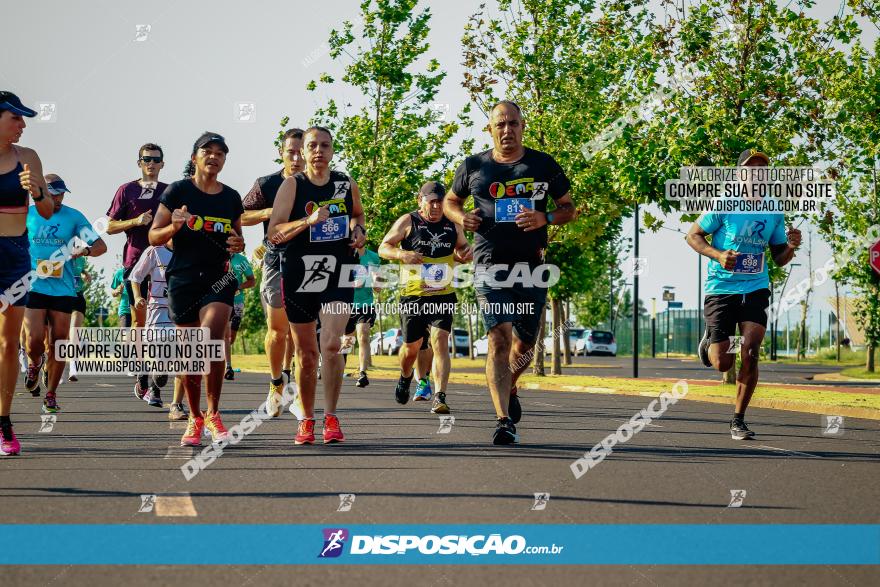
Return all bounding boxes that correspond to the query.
[737,148,770,166]
[0,91,38,117]
[45,174,70,195]
[418,181,446,200]
[194,132,229,153]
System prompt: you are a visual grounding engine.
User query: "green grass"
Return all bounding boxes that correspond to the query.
[772,347,871,367]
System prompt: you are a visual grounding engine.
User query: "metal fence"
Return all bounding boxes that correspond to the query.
[602,309,704,356]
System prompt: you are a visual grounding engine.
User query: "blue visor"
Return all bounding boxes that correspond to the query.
[47,180,70,195]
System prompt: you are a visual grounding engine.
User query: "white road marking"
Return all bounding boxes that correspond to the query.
[155,493,197,517]
[164,445,194,459]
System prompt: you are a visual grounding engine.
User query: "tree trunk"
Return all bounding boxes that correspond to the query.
[867,345,876,373]
[533,312,546,376]
[797,299,808,361]
[551,298,562,375]
[835,280,841,362]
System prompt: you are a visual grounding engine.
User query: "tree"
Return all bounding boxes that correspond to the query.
[817,32,880,372]
[82,261,111,327]
[461,0,657,374]
[306,0,471,250]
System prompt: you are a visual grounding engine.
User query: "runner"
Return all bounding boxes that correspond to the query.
[66,254,89,382]
[149,132,245,446]
[128,240,188,420]
[267,126,366,444]
[688,148,801,440]
[23,174,107,413]
[444,101,576,444]
[224,252,255,381]
[106,143,167,400]
[110,266,132,328]
[242,128,303,411]
[345,245,381,388]
[379,181,472,414]
[0,91,54,456]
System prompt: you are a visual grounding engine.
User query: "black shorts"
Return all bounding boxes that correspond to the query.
[230,302,244,331]
[167,273,235,325]
[123,264,150,312]
[73,292,86,314]
[26,292,78,313]
[344,304,377,335]
[282,255,356,324]
[399,293,456,344]
[704,288,770,344]
[119,313,132,328]
[475,267,547,345]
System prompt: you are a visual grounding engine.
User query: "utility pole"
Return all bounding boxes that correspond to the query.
[633,203,639,378]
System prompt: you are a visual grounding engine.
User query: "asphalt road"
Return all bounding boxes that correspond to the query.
[1,372,878,585]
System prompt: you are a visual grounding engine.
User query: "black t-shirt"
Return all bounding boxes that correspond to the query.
[243,170,285,237]
[285,170,356,261]
[159,179,244,281]
[451,147,570,265]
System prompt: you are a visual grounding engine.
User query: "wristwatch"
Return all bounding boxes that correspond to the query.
[32,188,45,203]
[546,212,555,225]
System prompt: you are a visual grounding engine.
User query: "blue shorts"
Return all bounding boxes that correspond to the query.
[0,233,32,308]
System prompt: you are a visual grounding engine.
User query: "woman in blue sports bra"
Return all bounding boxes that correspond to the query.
[0,91,55,456]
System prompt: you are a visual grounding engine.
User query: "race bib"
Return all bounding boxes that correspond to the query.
[421,263,450,292]
[494,198,533,223]
[310,215,350,242]
[733,252,764,274]
[37,259,63,279]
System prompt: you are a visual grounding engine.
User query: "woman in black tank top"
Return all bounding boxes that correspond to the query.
[0,91,55,456]
[266,126,366,445]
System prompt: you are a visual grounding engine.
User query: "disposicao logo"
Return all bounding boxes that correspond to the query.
[318,528,349,558]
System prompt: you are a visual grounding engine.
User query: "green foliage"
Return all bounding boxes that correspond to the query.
[305,0,472,249]
[82,261,112,327]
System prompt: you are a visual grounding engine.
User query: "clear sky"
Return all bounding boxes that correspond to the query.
[2,0,876,336]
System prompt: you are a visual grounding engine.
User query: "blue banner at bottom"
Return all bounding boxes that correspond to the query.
[0,524,877,565]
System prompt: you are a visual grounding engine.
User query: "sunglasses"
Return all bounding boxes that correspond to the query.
[139,156,162,163]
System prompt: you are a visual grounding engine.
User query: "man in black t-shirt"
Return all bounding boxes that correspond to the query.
[242,128,304,414]
[444,101,576,445]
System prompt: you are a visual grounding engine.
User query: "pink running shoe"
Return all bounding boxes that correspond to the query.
[204,412,229,443]
[180,414,205,447]
[295,419,315,445]
[322,414,345,444]
[0,422,21,456]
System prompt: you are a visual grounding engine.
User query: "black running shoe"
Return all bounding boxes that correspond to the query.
[224,367,234,381]
[509,388,522,424]
[493,417,518,445]
[698,328,712,368]
[153,374,168,388]
[730,418,755,440]
[394,373,414,404]
[355,371,369,388]
[431,392,450,414]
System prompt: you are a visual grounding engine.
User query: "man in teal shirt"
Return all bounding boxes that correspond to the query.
[687,149,802,440]
[225,253,255,380]
[345,246,381,388]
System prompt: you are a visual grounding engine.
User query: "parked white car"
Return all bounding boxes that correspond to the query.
[542,328,584,355]
[576,330,617,356]
[473,335,489,356]
[370,328,403,355]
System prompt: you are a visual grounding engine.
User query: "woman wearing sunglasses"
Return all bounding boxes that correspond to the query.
[0,91,55,456]
[149,132,245,447]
